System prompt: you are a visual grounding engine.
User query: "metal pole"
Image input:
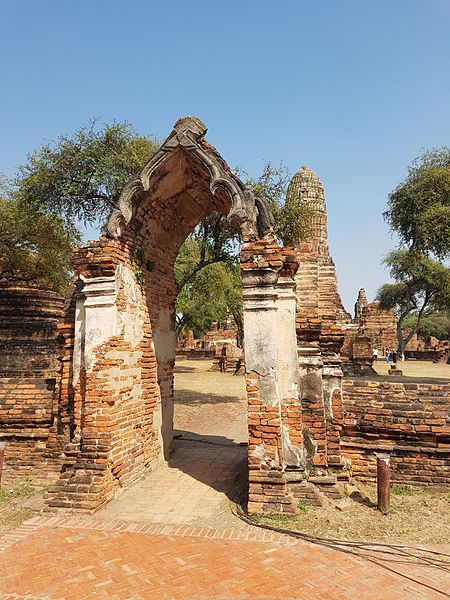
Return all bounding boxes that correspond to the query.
[0,442,5,489]
[376,453,390,514]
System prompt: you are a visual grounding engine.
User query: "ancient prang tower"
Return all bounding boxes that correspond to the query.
[274,166,350,503]
[287,167,350,325]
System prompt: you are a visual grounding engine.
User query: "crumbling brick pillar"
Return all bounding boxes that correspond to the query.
[322,356,344,469]
[46,239,161,512]
[243,266,297,514]
[0,284,64,485]
[275,277,305,468]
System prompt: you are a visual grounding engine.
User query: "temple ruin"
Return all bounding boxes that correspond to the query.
[1,117,449,514]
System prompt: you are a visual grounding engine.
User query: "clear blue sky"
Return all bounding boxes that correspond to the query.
[1,0,449,311]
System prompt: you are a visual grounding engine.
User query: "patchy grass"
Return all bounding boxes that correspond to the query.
[253,512,295,525]
[391,485,414,496]
[0,483,40,536]
[255,481,450,545]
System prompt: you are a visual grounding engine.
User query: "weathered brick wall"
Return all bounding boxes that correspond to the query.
[0,285,63,375]
[0,285,64,484]
[341,379,450,485]
[243,238,299,514]
[46,237,164,511]
[0,378,58,485]
[359,301,397,354]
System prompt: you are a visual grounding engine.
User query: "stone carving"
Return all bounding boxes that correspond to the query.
[106,116,273,240]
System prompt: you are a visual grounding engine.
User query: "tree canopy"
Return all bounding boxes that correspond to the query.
[403,310,450,341]
[0,196,78,293]
[377,249,450,354]
[384,147,450,259]
[11,120,160,231]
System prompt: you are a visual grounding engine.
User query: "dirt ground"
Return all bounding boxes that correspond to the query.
[374,358,450,379]
[257,482,450,545]
[173,359,247,443]
[0,487,37,537]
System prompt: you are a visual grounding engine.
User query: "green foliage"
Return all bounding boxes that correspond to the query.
[174,209,242,341]
[403,310,450,340]
[1,119,158,292]
[11,120,159,230]
[379,250,450,314]
[417,310,450,340]
[176,260,236,338]
[175,232,243,339]
[0,484,34,502]
[377,249,450,352]
[391,485,414,496]
[175,212,239,295]
[246,162,315,246]
[384,147,450,258]
[0,196,78,293]
[298,501,308,514]
[175,162,317,341]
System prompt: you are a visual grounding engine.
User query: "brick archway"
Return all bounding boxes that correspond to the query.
[46,117,300,514]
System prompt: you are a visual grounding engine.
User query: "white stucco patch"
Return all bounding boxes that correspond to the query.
[250,441,279,469]
[72,265,145,386]
[281,424,307,468]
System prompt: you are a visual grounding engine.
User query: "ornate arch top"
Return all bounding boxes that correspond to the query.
[106,116,274,240]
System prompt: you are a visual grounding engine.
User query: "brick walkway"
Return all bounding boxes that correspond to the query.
[1,516,449,599]
[98,440,247,526]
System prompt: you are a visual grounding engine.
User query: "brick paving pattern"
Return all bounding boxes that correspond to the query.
[99,441,247,525]
[1,516,449,599]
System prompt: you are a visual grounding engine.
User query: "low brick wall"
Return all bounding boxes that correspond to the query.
[341,378,450,485]
[0,285,64,486]
[0,377,61,485]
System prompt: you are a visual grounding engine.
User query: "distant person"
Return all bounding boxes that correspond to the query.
[372,348,379,361]
[219,344,227,373]
[386,349,391,363]
[234,358,242,375]
[391,350,398,368]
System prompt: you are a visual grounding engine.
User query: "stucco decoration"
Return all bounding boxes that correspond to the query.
[72,265,144,386]
[106,116,273,240]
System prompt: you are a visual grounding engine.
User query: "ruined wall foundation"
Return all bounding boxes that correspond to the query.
[341,378,450,485]
[0,284,64,485]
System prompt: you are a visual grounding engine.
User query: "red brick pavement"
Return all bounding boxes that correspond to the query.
[0,516,449,599]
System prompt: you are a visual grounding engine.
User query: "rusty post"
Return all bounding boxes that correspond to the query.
[0,442,5,489]
[376,453,390,514]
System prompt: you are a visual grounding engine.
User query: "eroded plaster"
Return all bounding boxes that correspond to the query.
[72,265,145,386]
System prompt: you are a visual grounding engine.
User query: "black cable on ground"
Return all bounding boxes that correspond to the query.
[230,499,450,599]
[175,435,450,596]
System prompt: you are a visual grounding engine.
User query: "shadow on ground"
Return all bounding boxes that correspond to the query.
[174,389,243,405]
[173,364,197,373]
[170,430,248,505]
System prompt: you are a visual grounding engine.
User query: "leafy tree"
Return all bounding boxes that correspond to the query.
[246,162,315,246]
[384,147,450,259]
[174,161,317,342]
[0,196,78,293]
[2,120,158,291]
[377,250,450,355]
[175,261,238,338]
[11,120,159,231]
[403,310,450,341]
[175,212,239,295]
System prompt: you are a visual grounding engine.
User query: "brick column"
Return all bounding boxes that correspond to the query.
[275,278,304,467]
[243,268,296,514]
